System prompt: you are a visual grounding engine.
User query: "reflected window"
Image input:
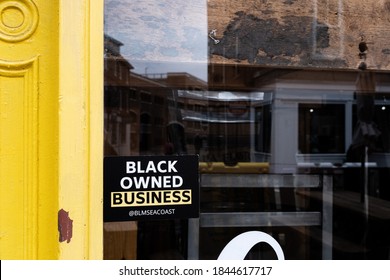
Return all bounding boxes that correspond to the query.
[255,104,272,154]
[375,104,390,152]
[299,104,345,154]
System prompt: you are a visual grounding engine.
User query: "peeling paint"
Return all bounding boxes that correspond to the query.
[210,12,346,68]
[382,49,390,55]
[58,209,73,243]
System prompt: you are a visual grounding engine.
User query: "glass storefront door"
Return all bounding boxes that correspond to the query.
[104,0,390,260]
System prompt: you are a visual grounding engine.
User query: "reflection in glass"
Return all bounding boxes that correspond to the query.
[299,104,345,154]
[104,0,390,260]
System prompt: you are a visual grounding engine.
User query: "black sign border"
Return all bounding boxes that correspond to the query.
[103,155,199,222]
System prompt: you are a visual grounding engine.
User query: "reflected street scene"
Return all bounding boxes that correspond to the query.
[104,0,390,260]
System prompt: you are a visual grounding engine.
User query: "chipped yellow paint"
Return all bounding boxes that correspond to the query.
[58,0,103,260]
[0,0,103,259]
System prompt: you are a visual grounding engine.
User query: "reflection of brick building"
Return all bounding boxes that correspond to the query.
[104,35,209,156]
[105,38,166,155]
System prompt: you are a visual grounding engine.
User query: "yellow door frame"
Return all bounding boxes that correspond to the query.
[0,0,103,259]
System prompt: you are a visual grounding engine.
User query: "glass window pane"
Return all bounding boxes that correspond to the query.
[104,0,390,260]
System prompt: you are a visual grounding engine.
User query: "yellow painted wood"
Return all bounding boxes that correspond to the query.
[0,58,40,259]
[0,0,59,260]
[87,0,104,260]
[0,0,103,259]
[58,0,103,259]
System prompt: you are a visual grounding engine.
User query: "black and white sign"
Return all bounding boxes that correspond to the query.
[104,155,199,222]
